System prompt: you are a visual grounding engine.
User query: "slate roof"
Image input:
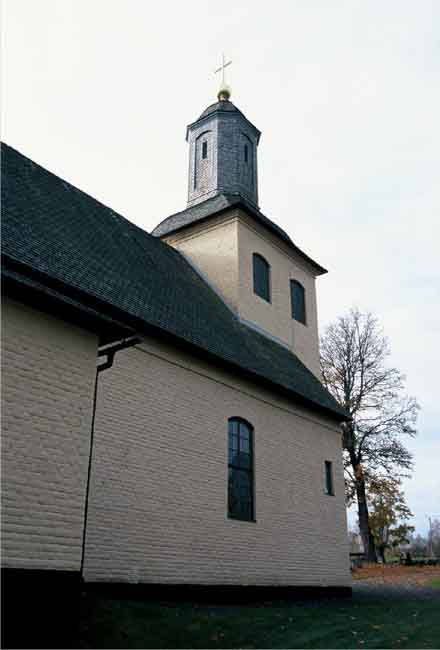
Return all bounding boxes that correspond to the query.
[152,192,327,276]
[187,100,261,141]
[1,142,348,421]
[199,100,244,119]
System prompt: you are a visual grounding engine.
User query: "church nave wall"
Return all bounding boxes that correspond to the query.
[83,336,350,588]
[1,297,99,572]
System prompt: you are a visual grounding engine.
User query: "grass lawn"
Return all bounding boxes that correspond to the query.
[79,595,440,649]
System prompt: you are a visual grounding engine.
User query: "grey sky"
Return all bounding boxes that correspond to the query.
[3,0,439,534]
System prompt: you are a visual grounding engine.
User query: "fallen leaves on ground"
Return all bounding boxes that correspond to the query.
[352,564,440,586]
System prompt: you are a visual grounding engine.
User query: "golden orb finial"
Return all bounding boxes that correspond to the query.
[217,83,231,101]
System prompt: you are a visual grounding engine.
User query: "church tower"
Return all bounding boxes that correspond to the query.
[186,75,260,208]
[153,66,326,379]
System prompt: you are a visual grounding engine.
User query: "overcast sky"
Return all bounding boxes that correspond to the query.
[3,0,439,534]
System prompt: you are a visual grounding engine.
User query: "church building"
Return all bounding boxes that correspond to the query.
[1,79,351,642]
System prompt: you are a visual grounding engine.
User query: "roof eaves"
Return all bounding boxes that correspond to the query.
[186,104,261,143]
[2,255,347,422]
[154,195,328,276]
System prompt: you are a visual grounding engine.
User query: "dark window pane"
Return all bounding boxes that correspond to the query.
[253,254,271,302]
[291,280,306,324]
[241,500,252,519]
[228,418,254,521]
[202,141,208,159]
[228,468,252,520]
[228,468,239,515]
[239,421,250,437]
[244,144,249,163]
[237,470,251,496]
[238,451,251,469]
[325,461,334,495]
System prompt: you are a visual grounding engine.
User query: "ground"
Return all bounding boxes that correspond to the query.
[78,567,440,649]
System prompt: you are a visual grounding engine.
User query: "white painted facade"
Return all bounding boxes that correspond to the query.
[1,298,98,571]
[83,336,350,587]
[164,208,322,377]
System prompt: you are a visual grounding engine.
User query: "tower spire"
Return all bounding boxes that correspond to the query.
[186,82,261,208]
[214,53,232,101]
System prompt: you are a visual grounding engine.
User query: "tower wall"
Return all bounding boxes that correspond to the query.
[187,103,259,208]
[163,209,322,379]
[187,119,219,206]
[163,213,240,313]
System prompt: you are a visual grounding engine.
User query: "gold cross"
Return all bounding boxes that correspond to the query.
[214,53,232,86]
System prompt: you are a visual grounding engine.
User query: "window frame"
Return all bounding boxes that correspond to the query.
[253,253,271,303]
[324,460,334,496]
[202,140,208,159]
[244,143,249,163]
[290,279,306,325]
[227,417,255,522]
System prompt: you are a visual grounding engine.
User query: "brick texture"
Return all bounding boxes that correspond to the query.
[187,109,259,208]
[83,336,350,587]
[1,298,98,570]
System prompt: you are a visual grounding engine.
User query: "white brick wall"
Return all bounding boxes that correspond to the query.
[83,336,350,587]
[1,297,98,571]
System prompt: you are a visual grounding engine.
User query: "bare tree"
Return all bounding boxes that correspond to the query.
[320,308,419,562]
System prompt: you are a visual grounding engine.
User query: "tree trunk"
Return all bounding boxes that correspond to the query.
[355,465,377,562]
[378,545,386,564]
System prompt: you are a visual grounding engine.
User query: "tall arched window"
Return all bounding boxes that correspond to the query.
[290,280,306,324]
[228,418,254,521]
[253,253,271,303]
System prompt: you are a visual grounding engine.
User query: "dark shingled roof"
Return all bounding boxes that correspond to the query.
[152,193,327,276]
[1,142,347,421]
[199,100,244,119]
[187,100,261,141]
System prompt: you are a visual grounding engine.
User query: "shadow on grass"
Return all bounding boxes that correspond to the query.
[78,594,440,649]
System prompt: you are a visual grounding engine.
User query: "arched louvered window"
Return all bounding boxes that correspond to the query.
[228,418,254,521]
[290,280,306,324]
[253,253,271,303]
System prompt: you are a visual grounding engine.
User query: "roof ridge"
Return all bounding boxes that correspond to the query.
[150,192,327,275]
[1,141,154,242]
